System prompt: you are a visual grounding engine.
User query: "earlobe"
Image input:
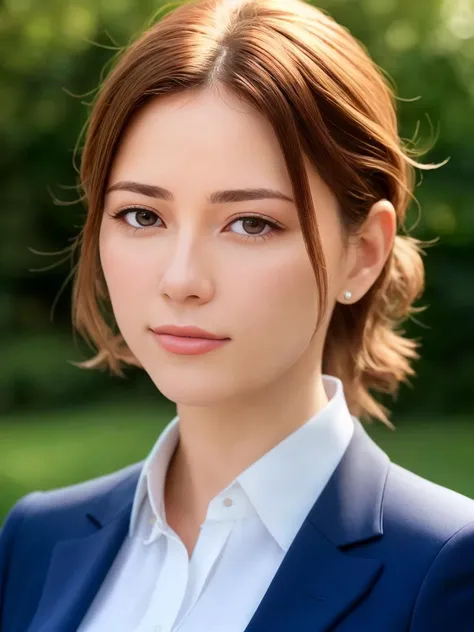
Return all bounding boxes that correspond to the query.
[338,290,354,304]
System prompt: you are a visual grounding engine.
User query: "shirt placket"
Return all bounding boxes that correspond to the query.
[135,526,189,632]
[173,485,254,629]
[173,520,234,630]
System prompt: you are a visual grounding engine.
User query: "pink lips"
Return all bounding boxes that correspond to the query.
[153,333,230,355]
[150,325,231,355]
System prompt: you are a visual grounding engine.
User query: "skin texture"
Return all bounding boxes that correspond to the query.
[100,84,396,554]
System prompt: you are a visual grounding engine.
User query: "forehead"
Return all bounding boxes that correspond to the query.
[108,86,292,191]
[107,85,338,220]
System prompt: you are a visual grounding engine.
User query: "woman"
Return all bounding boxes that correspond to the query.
[1,0,473,629]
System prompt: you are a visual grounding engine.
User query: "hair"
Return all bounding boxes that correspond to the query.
[71,0,442,427]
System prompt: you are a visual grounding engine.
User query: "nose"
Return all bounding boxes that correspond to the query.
[157,236,215,304]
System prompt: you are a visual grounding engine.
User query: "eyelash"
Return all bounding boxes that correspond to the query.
[108,206,284,243]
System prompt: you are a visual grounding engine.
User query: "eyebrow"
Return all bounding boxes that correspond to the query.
[105,180,294,204]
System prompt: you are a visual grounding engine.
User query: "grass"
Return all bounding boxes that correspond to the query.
[1,402,474,522]
[0,399,175,520]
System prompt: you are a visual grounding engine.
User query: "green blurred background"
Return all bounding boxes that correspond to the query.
[1,0,474,522]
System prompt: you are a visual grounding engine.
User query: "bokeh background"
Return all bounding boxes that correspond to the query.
[1,0,473,521]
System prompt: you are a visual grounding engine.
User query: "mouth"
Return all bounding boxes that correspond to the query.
[151,331,231,355]
[150,325,230,340]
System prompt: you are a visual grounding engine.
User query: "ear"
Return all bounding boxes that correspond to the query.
[337,199,396,304]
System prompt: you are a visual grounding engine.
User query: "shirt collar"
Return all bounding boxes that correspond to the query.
[236,375,354,550]
[128,414,180,537]
[129,375,354,551]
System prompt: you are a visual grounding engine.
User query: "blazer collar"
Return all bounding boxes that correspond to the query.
[85,462,143,529]
[28,418,389,632]
[308,416,388,547]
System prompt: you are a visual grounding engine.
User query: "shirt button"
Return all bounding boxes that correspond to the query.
[223,497,233,507]
[153,626,162,632]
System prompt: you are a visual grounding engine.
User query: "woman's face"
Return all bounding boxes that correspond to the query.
[100,85,349,406]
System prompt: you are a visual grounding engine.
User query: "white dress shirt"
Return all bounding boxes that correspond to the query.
[77,375,355,632]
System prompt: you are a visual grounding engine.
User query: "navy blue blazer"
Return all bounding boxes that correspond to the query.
[2,418,474,631]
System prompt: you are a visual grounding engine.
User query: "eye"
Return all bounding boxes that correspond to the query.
[226,214,283,242]
[229,216,272,237]
[115,208,162,228]
[123,208,161,228]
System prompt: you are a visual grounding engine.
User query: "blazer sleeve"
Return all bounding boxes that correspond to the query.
[0,493,39,625]
[410,520,474,631]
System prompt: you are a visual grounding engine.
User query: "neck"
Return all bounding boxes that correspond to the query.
[164,367,329,527]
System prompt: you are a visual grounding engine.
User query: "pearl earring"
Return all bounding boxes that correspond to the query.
[343,290,352,301]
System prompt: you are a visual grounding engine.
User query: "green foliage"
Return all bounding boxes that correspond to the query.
[0,0,473,415]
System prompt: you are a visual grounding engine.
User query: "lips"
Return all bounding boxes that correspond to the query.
[150,324,229,340]
[152,331,231,355]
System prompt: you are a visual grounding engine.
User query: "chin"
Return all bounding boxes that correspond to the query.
[148,371,242,407]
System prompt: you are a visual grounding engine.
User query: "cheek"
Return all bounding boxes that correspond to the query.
[226,244,320,362]
[245,257,317,329]
[99,233,152,323]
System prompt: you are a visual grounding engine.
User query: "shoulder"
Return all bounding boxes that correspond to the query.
[380,461,474,630]
[1,460,143,544]
[384,460,474,541]
[33,459,142,509]
[380,458,474,566]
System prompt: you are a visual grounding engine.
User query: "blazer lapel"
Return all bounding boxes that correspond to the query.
[28,464,142,632]
[244,419,390,632]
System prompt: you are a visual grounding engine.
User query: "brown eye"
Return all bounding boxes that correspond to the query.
[119,208,162,229]
[135,210,158,226]
[229,216,274,238]
[241,217,267,234]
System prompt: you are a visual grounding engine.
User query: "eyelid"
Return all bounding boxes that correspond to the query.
[109,203,158,216]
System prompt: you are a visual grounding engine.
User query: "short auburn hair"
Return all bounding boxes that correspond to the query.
[71,0,440,426]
